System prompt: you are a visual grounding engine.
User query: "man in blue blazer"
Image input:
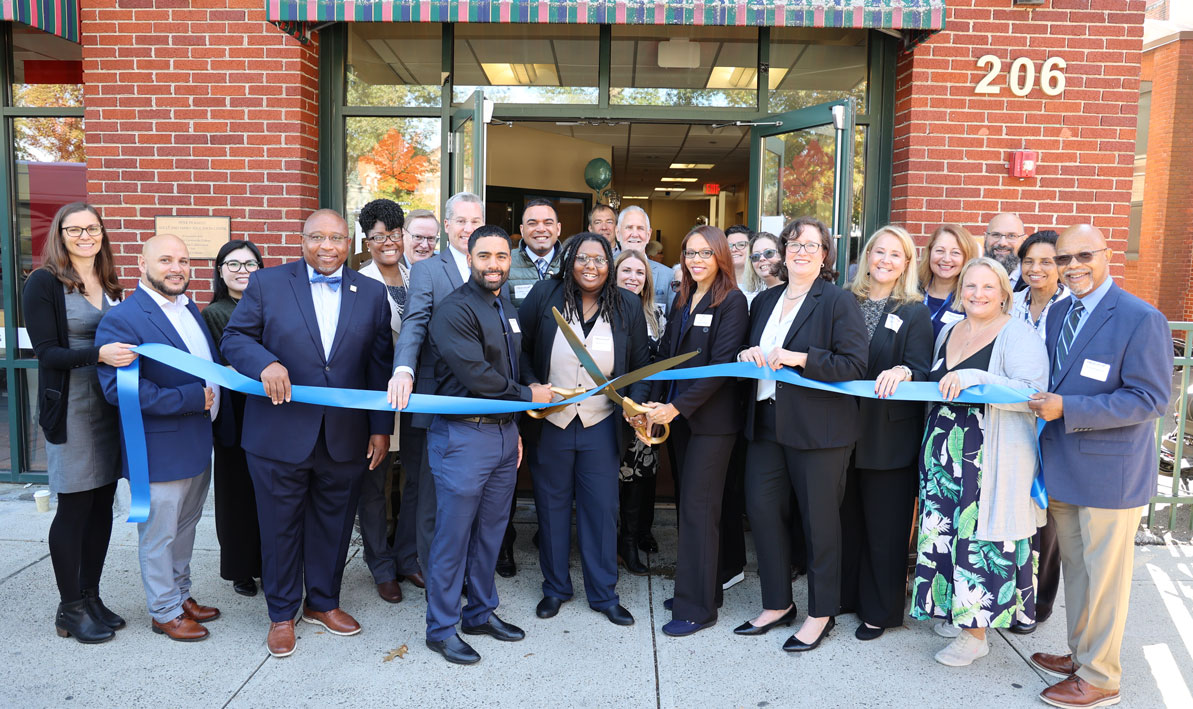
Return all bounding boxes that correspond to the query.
[1029,225,1172,708]
[222,209,393,658]
[97,234,224,642]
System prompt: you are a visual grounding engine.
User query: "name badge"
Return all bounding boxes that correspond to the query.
[885,313,903,333]
[592,335,614,352]
[1080,359,1110,382]
[509,318,521,334]
[693,313,713,327]
[941,310,965,325]
[932,358,944,372]
[514,283,533,300]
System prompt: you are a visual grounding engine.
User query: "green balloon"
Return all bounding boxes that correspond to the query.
[584,158,612,191]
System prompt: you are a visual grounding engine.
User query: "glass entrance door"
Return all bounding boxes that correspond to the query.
[449,90,489,200]
[748,98,856,281]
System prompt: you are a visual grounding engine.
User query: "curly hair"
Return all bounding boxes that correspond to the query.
[553,232,624,326]
[358,198,405,234]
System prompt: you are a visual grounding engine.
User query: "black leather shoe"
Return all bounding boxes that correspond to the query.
[426,634,480,665]
[637,532,659,554]
[733,606,798,636]
[783,617,835,652]
[593,604,635,626]
[1008,620,1037,635]
[55,599,115,644]
[462,614,525,642]
[536,596,566,619]
[854,622,885,641]
[496,546,516,578]
[233,578,258,597]
[1036,607,1053,625]
[618,536,648,576]
[81,589,126,630]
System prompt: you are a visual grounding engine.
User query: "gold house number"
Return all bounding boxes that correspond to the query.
[974,55,1066,97]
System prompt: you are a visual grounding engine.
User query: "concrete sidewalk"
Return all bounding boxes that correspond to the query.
[1,481,1191,709]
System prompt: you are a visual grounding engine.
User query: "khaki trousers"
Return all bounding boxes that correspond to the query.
[1050,499,1141,691]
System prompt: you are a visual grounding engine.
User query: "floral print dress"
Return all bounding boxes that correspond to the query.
[910,335,1036,629]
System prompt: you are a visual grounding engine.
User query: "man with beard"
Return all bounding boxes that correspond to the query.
[422,225,553,664]
[96,234,224,641]
[222,209,393,658]
[508,198,562,307]
[984,212,1028,289]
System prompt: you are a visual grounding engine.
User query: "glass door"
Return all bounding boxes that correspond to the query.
[748,98,856,281]
[449,90,489,200]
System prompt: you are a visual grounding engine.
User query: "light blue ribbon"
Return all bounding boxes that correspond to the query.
[117,343,1048,522]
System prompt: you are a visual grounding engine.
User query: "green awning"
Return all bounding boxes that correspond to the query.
[1,0,78,42]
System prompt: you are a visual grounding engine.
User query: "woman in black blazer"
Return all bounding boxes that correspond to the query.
[736,217,867,652]
[642,225,748,637]
[837,226,934,641]
[519,233,650,627]
[23,202,136,644]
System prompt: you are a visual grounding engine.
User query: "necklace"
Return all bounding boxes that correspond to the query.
[957,315,1004,353]
[784,285,811,301]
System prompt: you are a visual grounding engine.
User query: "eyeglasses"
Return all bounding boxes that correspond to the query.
[683,249,715,261]
[786,241,822,255]
[1054,248,1108,267]
[222,260,260,273]
[750,249,779,262]
[408,234,438,244]
[303,232,350,244]
[669,280,681,292]
[366,230,403,245]
[574,254,608,267]
[61,225,103,238]
[985,232,1024,243]
[728,241,750,252]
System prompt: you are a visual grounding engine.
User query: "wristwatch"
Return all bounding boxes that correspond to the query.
[895,365,912,380]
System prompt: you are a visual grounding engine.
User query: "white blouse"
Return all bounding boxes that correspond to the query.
[755,291,806,401]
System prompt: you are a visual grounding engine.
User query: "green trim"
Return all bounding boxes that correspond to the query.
[866,32,896,233]
[319,24,346,212]
[1,25,20,480]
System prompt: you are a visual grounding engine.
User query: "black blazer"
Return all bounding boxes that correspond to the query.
[649,287,749,435]
[742,280,868,450]
[853,298,934,470]
[22,268,118,444]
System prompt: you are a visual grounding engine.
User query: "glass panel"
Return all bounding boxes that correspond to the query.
[768,28,868,114]
[611,26,759,108]
[758,124,836,233]
[0,370,9,472]
[453,25,598,104]
[22,370,46,472]
[347,23,443,107]
[454,116,475,195]
[846,126,868,277]
[345,117,442,242]
[11,26,83,108]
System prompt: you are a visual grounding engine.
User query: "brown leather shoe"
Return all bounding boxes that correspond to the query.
[403,572,426,589]
[376,579,403,604]
[267,620,296,658]
[151,615,209,642]
[181,597,220,623]
[1031,652,1082,678]
[1039,675,1120,708]
[301,606,361,636]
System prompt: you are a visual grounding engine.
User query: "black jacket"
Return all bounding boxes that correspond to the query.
[742,280,868,450]
[650,287,749,435]
[853,298,934,470]
[22,268,117,444]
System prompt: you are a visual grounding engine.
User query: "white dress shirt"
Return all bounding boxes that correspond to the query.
[755,291,806,402]
[448,244,470,283]
[138,282,219,420]
[306,264,343,359]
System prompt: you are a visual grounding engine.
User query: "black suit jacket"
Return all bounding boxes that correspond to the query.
[854,298,933,470]
[649,287,749,435]
[742,280,868,450]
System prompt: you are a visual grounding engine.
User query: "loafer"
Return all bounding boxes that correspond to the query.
[1009,620,1037,635]
[782,617,836,652]
[536,596,567,619]
[462,613,525,642]
[402,572,426,589]
[593,604,635,626]
[426,633,480,665]
[934,630,989,666]
[637,532,659,554]
[1031,652,1081,679]
[495,546,516,578]
[152,615,209,642]
[854,622,885,641]
[661,618,715,637]
[1039,674,1120,708]
[733,606,798,636]
[376,579,403,604]
[81,589,126,630]
[233,579,258,597]
[267,620,296,658]
[301,606,361,636]
[181,597,220,623]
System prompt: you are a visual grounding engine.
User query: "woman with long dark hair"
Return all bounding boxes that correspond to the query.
[24,202,135,643]
[519,233,650,626]
[641,225,749,637]
[202,239,264,597]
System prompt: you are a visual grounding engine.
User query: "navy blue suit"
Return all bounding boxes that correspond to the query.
[221,259,393,622]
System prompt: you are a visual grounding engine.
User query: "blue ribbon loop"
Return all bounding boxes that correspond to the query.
[117,343,1048,523]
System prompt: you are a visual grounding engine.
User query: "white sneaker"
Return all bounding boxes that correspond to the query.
[721,571,745,590]
[933,621,962,638]
[934,631,990,667]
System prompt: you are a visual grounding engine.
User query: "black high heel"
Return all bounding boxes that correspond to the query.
[782,616,835,652]
[55,599,115,644]
[733,606,798,636]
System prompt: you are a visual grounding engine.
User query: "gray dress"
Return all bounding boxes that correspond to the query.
[45,288,121,494]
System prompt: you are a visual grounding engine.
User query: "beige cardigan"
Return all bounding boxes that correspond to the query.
[358,259,406,451]
[934,317,1049,542]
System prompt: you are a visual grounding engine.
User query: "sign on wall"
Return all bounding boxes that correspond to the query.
[974,55,1066,97]
[154,216,231,260]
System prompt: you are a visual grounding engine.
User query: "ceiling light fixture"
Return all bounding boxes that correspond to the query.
[480,63,560,86]
[704,66,789,90]
[622,195,649,200]
[661,177,699,183]
[654,187,686,192]
[670,163,714,170]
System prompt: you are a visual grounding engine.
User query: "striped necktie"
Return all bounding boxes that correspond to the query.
[1054,299,1085,378]
[535,257,548,279]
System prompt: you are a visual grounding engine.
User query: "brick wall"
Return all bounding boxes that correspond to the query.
[890,0,1145,282]
[82,0,320,303]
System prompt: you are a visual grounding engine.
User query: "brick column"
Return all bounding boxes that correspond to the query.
[82,0,320,299]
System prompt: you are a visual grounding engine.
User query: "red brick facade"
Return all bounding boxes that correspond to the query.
[890,0,1145,282]
[82,0,319,300]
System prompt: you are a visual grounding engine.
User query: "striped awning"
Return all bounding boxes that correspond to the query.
[1,0,77,42]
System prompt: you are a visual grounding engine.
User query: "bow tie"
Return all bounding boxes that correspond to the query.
[310,273,342,291]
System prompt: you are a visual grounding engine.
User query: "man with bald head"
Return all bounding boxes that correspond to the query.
[984,212,1027,287]
[96,234,225,641]
[223,208,394,658]
[1028,225,1172,708]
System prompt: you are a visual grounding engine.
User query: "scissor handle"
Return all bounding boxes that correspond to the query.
[635,421,670,446]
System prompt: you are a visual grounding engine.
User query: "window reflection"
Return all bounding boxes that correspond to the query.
[610,27,759,108]
[346,117,442,240]
[347,23,443,107]
[11,26,83,108]
[769,28,868,114]
[453,25,599,104]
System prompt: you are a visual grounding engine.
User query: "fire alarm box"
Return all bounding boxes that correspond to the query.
[1010,150,1037,179]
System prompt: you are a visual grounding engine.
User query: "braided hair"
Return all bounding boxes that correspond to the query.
[553,232,624,326]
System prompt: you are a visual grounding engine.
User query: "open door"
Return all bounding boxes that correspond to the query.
[449,90,490,200]
[748,98,856,282]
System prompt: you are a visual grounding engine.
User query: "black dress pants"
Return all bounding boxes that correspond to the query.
[1035,510,1060,621]
[48,481,117,603]
[839,460,917,628]
[717,434,748,586]
[214,440,262,582]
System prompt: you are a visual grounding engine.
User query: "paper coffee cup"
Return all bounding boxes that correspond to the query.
[34,489,50,513]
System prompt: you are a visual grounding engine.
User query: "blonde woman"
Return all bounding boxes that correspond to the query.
[918,224,981,336]
[740,231,782,304]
